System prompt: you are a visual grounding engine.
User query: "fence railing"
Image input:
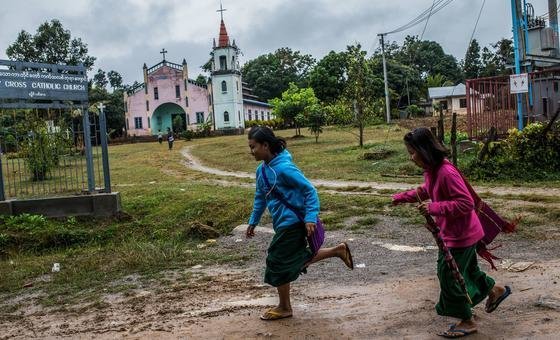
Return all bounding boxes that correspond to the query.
[0,108,111,200]
[466,68,560,139]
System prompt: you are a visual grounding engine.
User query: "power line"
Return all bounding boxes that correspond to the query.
[466,0,486,54]
[420,0,437,40]
[384,0,455,35]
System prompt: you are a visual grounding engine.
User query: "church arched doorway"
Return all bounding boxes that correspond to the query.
[152,103,187,135]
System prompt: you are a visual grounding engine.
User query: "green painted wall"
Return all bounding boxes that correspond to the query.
[152,103,185,135]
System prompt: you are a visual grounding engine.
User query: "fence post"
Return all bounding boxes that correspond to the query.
[98,103,111,193]
[451,111,457,166]
[0,145,5,201]
[82,109,95,193]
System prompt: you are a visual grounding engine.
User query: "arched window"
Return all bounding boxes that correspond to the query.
[221,80,227,92]
[224,111,229,122]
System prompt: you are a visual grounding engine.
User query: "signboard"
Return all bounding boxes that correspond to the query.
[510,73,529,94]
[0,59,88,108]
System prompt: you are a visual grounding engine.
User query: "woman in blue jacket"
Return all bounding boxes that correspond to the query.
[246,126,354,321]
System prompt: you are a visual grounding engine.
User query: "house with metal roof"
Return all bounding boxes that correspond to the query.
[427,83,467,115]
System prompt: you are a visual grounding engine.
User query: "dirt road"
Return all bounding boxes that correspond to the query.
[2,216,559,339]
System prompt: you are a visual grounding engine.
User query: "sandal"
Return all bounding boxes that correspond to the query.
[486,285,512,313]
[437,327,477,338]
[260,309,293,321]
[342,242,354,270]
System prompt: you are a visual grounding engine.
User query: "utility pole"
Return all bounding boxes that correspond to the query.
[378,33,391,123]
[510,0,524,130]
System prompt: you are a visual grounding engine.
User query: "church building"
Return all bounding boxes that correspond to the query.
[124,15,273,136]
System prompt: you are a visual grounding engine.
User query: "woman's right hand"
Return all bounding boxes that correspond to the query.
[246,225,256,238]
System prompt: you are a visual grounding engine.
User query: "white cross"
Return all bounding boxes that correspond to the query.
[97,102,106,112]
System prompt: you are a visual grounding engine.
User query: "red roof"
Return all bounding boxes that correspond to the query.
[218,20,229,47]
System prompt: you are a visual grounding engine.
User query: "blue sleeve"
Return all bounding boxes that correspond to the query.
[279,164,319,224]
[248,168,266,225]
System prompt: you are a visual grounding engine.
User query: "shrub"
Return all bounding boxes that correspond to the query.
[467,121,560,180]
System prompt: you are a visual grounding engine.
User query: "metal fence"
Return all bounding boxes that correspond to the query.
[466,68,560,139]
[0,107,111,200]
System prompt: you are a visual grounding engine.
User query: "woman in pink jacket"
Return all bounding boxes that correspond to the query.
[392,128,511,338]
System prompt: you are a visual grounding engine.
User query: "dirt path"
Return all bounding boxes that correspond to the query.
[181,146,560,197]
[3,217,560,339]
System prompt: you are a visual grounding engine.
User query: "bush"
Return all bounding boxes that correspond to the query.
[179,130,194,141]
[467,122,560,180]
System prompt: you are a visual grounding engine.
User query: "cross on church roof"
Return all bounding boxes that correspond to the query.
[160,48,168,61]
[217,2,227,21]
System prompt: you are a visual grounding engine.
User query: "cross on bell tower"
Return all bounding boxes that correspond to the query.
[217,2,227,21]
[160,48,168,61]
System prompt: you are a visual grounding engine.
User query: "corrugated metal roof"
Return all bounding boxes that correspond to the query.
[428,83,466,99]
[243,98,272,107]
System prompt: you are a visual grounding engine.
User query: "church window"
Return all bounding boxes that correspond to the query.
[196,112,204,124]
[146,100,149,111]
[126,118,129,129]
[261,111,265,121]
[134,117,143,129]
[124,102,127,112]
[148,117,151,128]
[220,55,227,70]
[185,97,189,107]
[221,80,227,93]
[224,111,229,122]
[154,87,159,100]
[248,109,252,121]
[238,111,241,122]
[236,81,239,92]
[267,112,270,120]
[232,56,235,69]
[186,115,190,125]
[175,85,180,98]
[184,79,187,90]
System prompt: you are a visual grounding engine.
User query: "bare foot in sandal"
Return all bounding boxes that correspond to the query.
[438,319,477,338]
[260,306,293,321]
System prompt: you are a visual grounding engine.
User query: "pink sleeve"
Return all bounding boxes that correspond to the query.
[427,168,474,217]
[392,183,429,204]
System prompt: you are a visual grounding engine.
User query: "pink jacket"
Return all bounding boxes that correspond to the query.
[392,159,484,248]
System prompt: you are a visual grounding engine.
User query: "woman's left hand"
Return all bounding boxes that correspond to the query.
[305,222,316,237]
[417,202,430,216]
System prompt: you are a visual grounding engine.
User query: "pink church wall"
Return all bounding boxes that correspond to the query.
[244,102,273,121]
[125,64,210,136]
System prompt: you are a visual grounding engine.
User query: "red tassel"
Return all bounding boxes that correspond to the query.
[503,215,521,233]
[477,244,501,270]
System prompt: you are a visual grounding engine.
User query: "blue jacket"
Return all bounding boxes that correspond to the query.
[248,149,319,230]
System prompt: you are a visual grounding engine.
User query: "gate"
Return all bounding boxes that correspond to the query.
[466,68,560,139]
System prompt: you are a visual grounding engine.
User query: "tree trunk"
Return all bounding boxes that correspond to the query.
[438,107,445,144]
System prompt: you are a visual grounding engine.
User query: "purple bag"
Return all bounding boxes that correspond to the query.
[307,218,325,255]
[260,165,324,255]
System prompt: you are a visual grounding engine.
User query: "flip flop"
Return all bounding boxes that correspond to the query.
[342,242,354,270]
[260,310,293,321]
[486,285,512,313]
[437,328,477,338]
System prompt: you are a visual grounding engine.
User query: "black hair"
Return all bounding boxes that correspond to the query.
[404,127,449,169]
[248,126,287,155]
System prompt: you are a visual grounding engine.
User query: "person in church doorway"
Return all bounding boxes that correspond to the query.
[157,130,163,144]
[245,126,354,321]
[167,128,174,150]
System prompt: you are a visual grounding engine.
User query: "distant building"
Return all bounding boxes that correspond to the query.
[124,16,273,136]
[427,83,467,115]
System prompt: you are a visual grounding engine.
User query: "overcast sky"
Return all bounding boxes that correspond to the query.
[0,0,554,84]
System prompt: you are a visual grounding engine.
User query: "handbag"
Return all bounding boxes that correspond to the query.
[452,164,519,269]
[260,164,325,255]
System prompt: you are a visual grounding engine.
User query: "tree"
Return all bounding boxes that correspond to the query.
[269,83,320,136]
[345,44,381,147]
[173,115,184,133]
[307,104,326,143]
[426,73,446,88]
[242,48,316,101]
[463,39,482,80]
[93,69,108,89]
[480,38,513,77]
[107,70,123,90]
[308,51,348,103]
[6,19,95,69]
[195,74,208,87]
